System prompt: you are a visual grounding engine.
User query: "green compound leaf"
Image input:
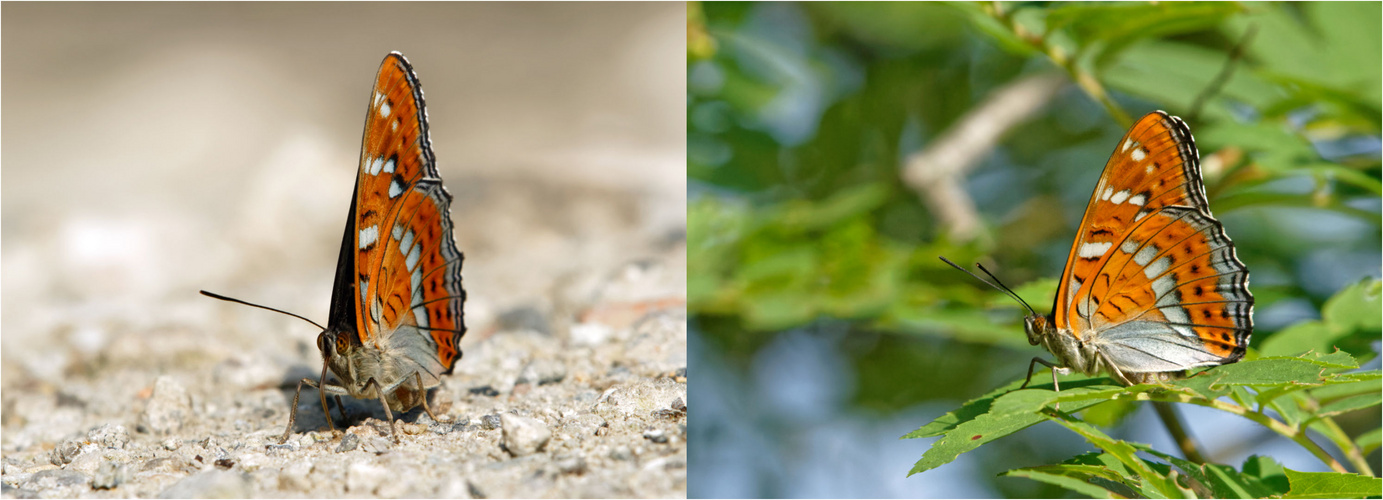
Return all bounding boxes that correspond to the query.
[1000,465,1128,499]
[904,377,1113,475]
[1282,469,1383,499]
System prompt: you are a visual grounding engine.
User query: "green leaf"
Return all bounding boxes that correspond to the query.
[1046,2,1240,54]
[1103,39,1276,111]
[1079,398,1140,427]
[1143,448,1283,499]
[1259,278,1383,362]
[904,377,1111,475]
[1313,391,1382,419]
[1240,455,1291,495]
[1001,465,1126,499]
[1046,418,1190,498]
[1283,469,1383,499]
[1355,428,1382,456]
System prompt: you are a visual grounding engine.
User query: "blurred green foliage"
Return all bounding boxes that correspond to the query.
[689,1,1381,495]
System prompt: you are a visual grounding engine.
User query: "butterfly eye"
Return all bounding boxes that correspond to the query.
[317,333,333,357]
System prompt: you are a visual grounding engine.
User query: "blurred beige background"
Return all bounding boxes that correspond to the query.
[1,2,686,376]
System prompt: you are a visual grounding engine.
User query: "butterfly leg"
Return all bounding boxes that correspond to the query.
[414,372,442,423]
[363,377,400,444]
[1020,357,1067,389]
[280,362,336,444]
[1019,358,1072,410]
[333,395,349,425]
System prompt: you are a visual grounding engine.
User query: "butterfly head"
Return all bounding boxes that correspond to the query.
[1023,314,1056,346]
[316,328,359,386]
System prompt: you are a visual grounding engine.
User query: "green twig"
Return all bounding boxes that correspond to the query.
[1152,401,1207,464]
[1186,23,1258,123]
[1128,391,1351,474]
[985,2,1131,127]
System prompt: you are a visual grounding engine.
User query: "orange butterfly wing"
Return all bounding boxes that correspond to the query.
[1052,111,1251,371]
[352,53,466,372]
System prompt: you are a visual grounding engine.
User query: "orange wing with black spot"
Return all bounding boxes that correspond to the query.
[1053,111,1251,371]
[352,52,466,372]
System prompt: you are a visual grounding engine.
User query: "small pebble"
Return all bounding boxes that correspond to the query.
[480,414,502,430]
[362,437,392,454]
[141,376,191,435]
[88,423,130,449]
[48,438,84,466]
[27,469,89,489]
[500,414,551,456]
[643,428,669,444]
[91,461,130,490]
[336,433,360,452]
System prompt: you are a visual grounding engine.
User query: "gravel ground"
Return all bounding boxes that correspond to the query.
[1,4,686,498]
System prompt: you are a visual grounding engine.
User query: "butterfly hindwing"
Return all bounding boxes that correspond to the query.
[352,53,466,373]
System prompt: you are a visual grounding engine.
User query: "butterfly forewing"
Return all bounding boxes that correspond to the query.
[353,53,466,372]
[1052,111,1251,369]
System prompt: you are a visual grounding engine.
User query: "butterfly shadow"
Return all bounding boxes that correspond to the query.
[274,366,440,439]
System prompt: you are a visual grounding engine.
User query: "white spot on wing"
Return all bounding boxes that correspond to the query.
[368,157,384,175]
[1160,304,1189,325]
[1111,190,1130,204]
[1143,256,1171,279]
[393,224,405,241]
[1121,240,1139,254]
[1134,244,1159,266]
[1131,148,1147,161]
[413,305,430,329]
[1101,188,1114,201]
[358,225,378,249]
[1122,139,1134,152]
[411,267,424,306]
[1146,164,1154,174]
[400,229,415,256]
[406,243,421,271]
[380,100,392,118]
[1151,275,1176,298]
[389,179,404,198]
[1134,210,1149,221]
[1078,241,1113,259]
[1128,194,1146,206]
[383,158,396,173]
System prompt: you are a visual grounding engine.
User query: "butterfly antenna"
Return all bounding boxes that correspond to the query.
[937,256,1038,316]
[200,290,326,331]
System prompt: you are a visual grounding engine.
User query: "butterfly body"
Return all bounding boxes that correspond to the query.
[1025,111,1252,387]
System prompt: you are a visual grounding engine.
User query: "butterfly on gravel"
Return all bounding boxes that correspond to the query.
[944,110,1253,393]
[203,52,467,443]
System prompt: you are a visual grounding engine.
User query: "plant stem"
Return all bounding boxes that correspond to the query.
[985,2,1131,127]
[1153,401,1207,464]
[1141,392,1351,473]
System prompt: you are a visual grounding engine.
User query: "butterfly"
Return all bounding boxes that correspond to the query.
[203,52,466,443]
[948,111,1253,392]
